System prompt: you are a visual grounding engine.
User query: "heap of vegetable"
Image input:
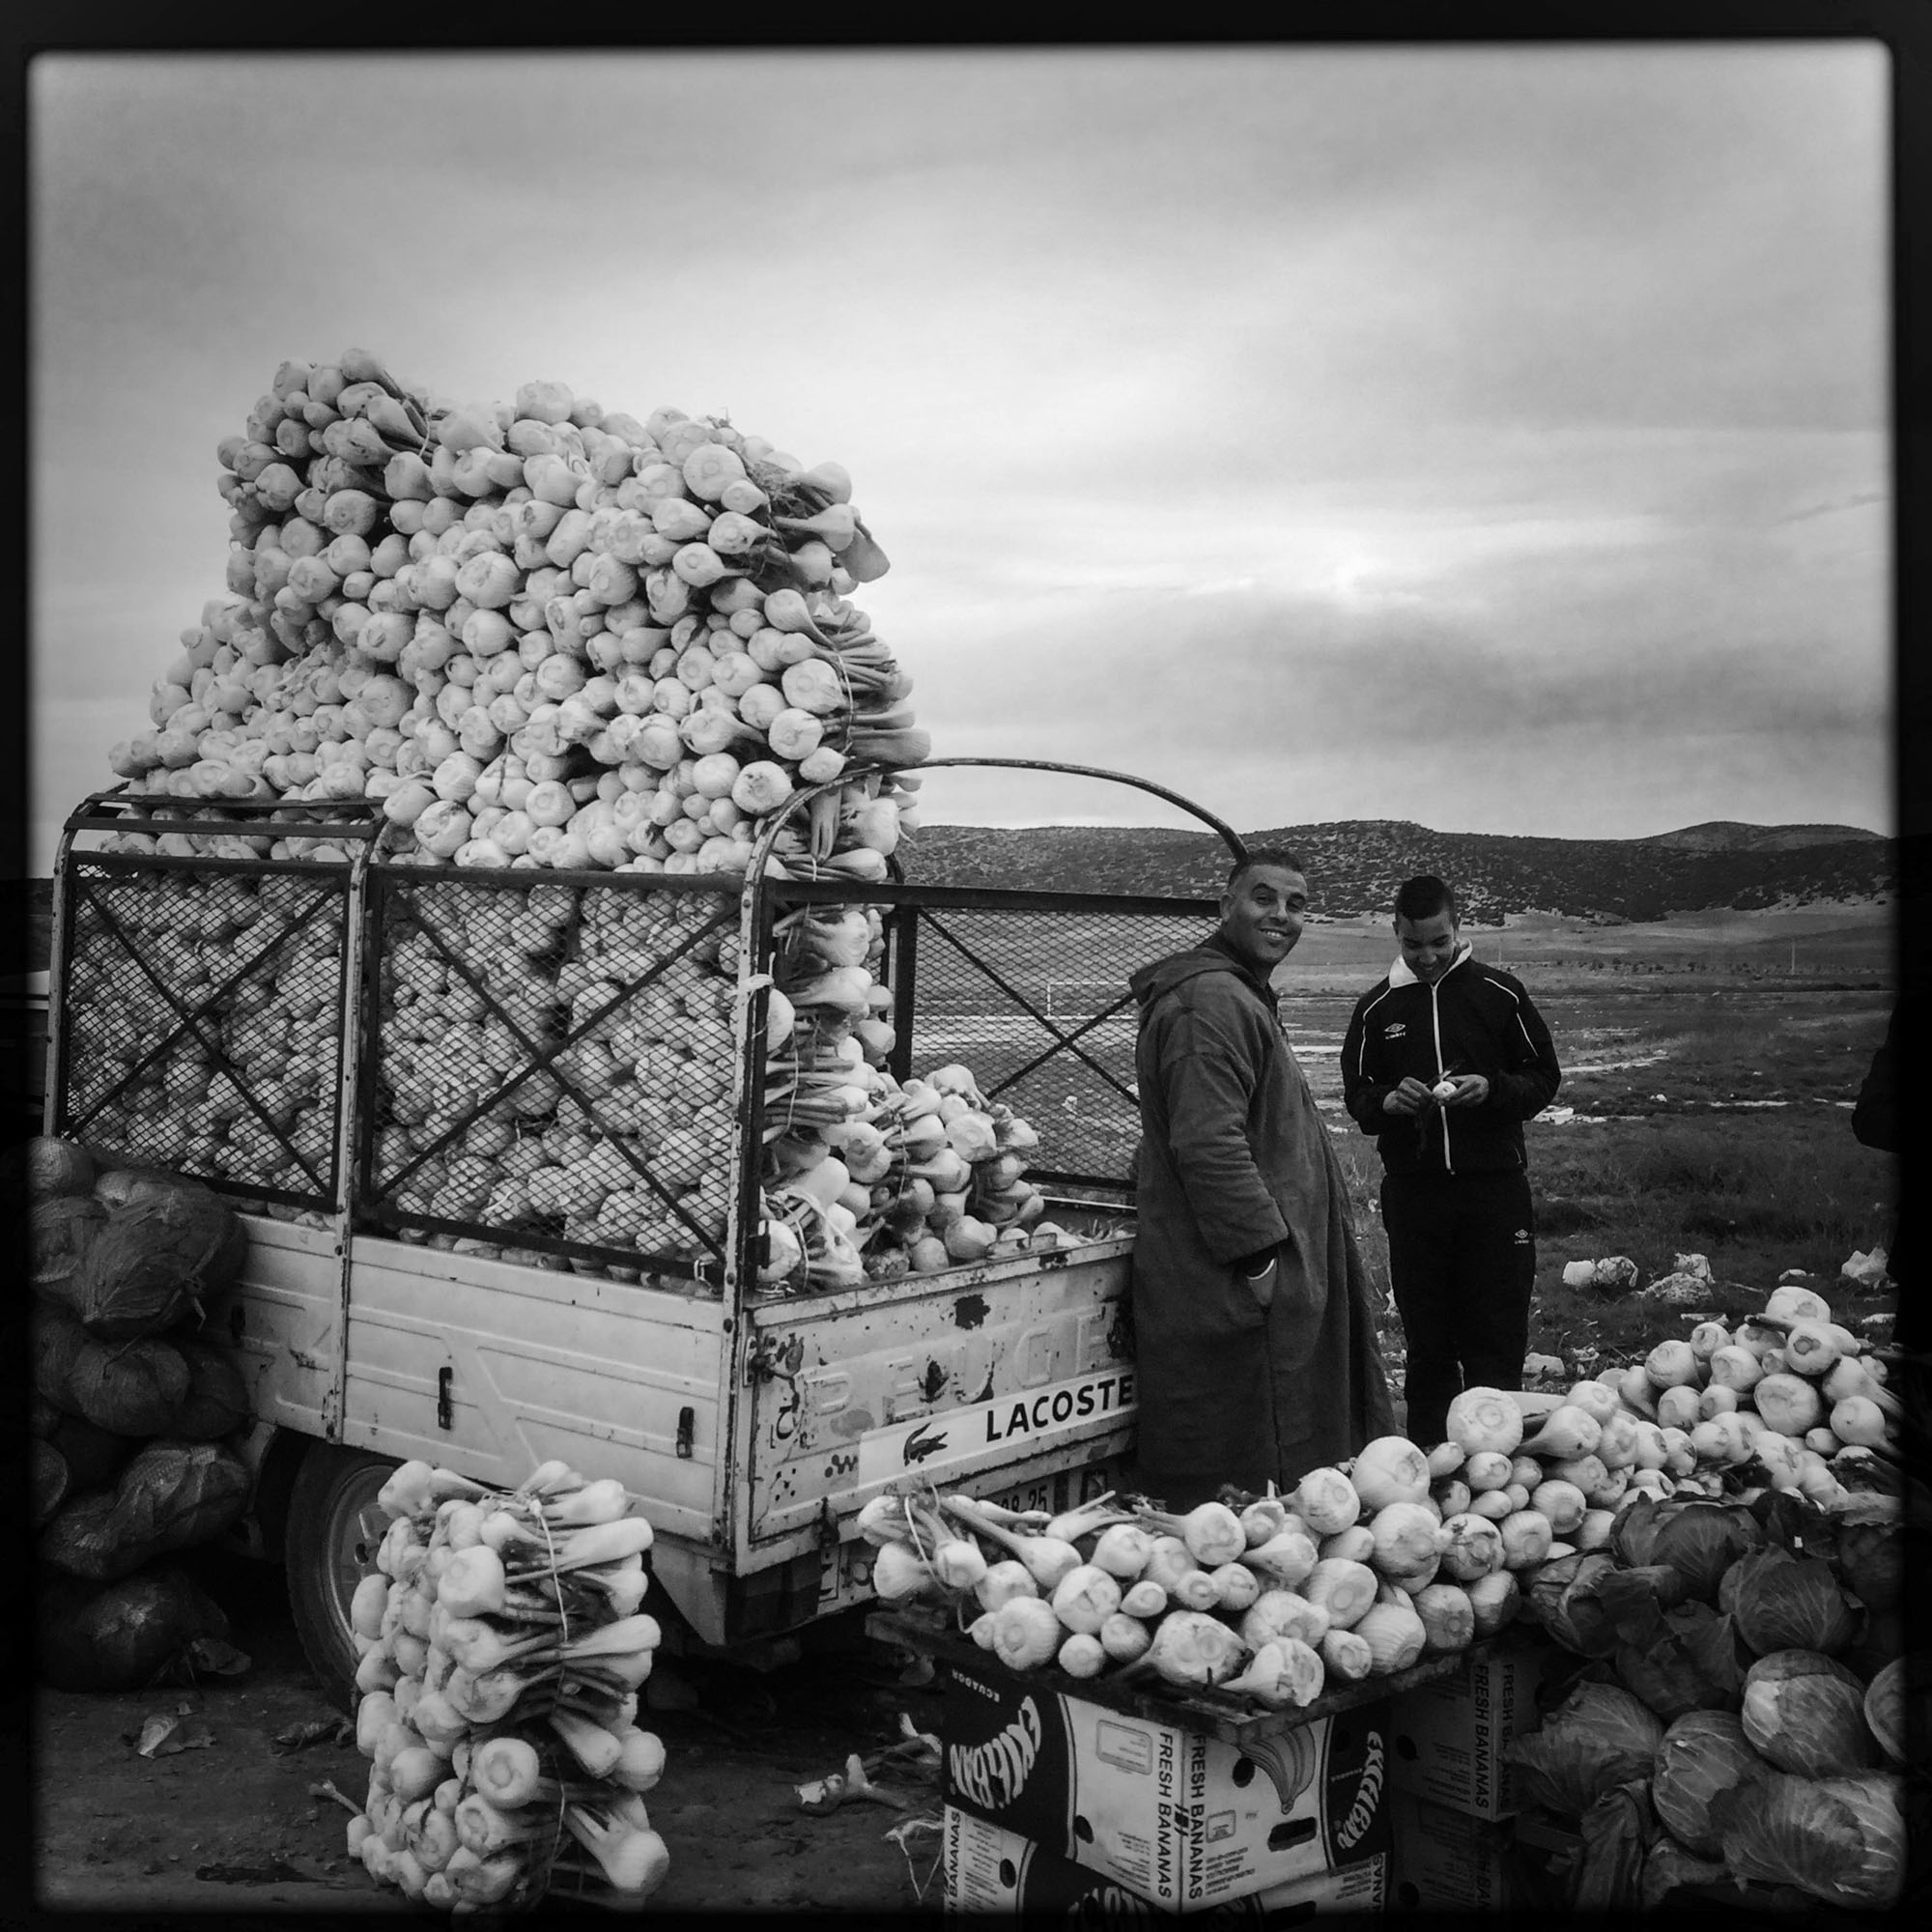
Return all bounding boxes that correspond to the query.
[1499,1467,1916,1911]
[756,1043,1068,1291]
[1582,1282,1910,1509]
[342,1457,670,1912]
[102,350,922,882]
[863,1431,1554,1712]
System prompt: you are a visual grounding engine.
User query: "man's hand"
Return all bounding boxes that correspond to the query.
[1441,1073,1491,1108]
[1380,1077,1437,1118]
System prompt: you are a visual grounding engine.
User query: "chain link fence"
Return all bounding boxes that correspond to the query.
[886,895,1223,1189]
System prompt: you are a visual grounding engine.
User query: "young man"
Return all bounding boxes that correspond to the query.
[1127,850,1394,1508]
[1341,876,1561,1445]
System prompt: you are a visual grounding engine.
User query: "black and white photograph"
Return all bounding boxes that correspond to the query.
[17,28,1923,1918]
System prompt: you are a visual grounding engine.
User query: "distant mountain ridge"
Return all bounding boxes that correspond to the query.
[896,819,1905,923]
[1638,820,1884,853]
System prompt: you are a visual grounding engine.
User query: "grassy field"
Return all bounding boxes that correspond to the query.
[912,900,1902,1382]
[1311,971,1899,1377]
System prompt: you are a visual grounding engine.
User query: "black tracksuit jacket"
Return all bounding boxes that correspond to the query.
[1341,948,1562,1176]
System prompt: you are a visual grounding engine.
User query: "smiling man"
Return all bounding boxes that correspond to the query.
[1125,850,1394,1508]
[1341,875,1563,1444]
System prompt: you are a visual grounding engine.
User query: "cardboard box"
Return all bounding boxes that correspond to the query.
[943,1806,1387,1919]
[941,1654,1392,1912]
[1389,1790,1564,1913]
[1385,1634,1575,1820]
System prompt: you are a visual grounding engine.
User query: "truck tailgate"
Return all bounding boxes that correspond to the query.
[337,1236,727,1548]
[738,1236,1136,1554]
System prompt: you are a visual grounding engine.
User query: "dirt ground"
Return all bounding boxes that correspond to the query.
[34,1546,952,1918]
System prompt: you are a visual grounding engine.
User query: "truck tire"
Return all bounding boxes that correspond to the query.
[285,1442,400,1712]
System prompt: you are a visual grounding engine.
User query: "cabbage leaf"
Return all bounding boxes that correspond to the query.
[1612,1601,1746,1723]
[1506,1680,1665,1818]
[1711,1770,1905,1908]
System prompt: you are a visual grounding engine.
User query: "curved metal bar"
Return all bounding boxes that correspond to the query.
[893,757,1247,860]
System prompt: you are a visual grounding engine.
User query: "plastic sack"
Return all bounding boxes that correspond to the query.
[72,1182,246,1342]
[159,1338,250,1441]
[33,1306,92,1416]
[30,1391,63,1439]
[32,1439,71,1528]
[45,1410,138,1494]
[64,1334,191,1437]
[36,1562,233,1693]
[41,1439,251,1581]
[96,1169,250,1285]
[29,1195,108,1312]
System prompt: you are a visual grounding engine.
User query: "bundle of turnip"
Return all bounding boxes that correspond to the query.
[755,1046,1063,1293]
[342,1456,669,1912]
[102,351,927,884]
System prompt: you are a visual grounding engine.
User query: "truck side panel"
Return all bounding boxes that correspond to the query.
[334,1235,728,1548]
[206,1214,342,1439]
[738,1235,1136,1560]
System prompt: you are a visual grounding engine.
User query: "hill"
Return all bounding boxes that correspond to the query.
[1639,821,1885,853]
[896,820,1908,923]
[5,819,1906,971]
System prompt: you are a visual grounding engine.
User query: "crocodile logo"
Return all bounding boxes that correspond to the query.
[902,1423,950,1466]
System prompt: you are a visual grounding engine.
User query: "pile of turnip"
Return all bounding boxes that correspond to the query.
[1575,1283,1905,1510]
[757,943,1069,1289]
[343,1457,669,1912]
[99,348,924,882]
[864,1438,1548,1712]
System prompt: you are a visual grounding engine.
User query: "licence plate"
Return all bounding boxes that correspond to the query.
[980,1462,1119,1520]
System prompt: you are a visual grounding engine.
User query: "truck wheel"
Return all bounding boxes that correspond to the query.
[285,1442,400,1712]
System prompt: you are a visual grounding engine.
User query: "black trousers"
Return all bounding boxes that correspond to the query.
[1380,1167,1536,1446]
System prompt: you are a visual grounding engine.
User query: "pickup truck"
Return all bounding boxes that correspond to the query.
[45,760,1240,1703]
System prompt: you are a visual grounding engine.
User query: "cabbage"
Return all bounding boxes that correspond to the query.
[1522,1548,1621,1657]
[1506,1680,1665,1818]
[1861,1655,1921,1766]
[1739,1650,1878,1777]
[1608,1493,1763,1603]
[29,1197,108,1311]
[1612,1601,1746,1722]
[1833,1519,1904,1615]
[1711,1770,1905,1908]
[1650,1710,1764,1857]
[1571,1776,1658,1912]
[1718,1547,1860,1658]
[25,1135,97,1199]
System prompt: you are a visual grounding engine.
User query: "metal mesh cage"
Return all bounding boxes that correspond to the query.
[886,894,1224,1188]
[361,869,746,1281]
[53,857,353,1208]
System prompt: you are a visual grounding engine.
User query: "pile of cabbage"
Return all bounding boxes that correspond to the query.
[865,1431,1560,1711]
[1499,1480,1917,1912]
[343,1457,669,1911]
[99,348,923,881]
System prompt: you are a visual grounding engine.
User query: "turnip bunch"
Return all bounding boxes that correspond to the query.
[342,1455,672,1912]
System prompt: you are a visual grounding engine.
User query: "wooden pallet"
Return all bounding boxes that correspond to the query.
[867,1606,1498,1747]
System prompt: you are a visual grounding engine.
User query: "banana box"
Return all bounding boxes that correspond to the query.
[942,1805,1388,1918]
[941,1655,1391,1912]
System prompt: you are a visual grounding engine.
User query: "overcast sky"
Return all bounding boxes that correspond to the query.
[28,44,1890,869]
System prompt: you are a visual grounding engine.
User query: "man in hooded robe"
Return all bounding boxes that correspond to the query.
[1126,849,1395,1508]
